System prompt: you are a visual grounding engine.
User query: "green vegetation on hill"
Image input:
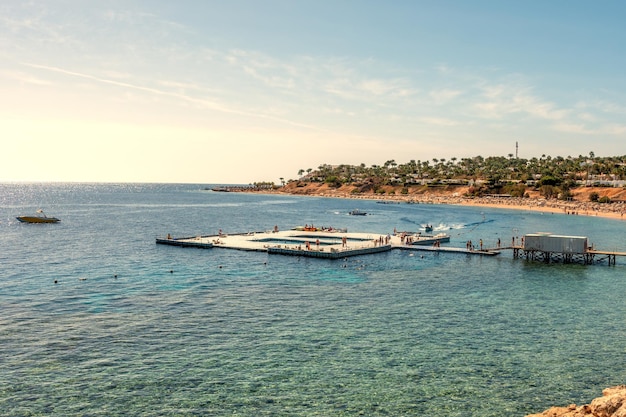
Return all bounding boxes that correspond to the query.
[286,153,626,201]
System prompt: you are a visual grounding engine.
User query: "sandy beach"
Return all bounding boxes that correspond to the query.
[248,183,626,221]
[457,196,625,220]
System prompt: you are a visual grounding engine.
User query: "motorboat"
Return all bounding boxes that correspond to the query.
[349,209,367,216]
[412,233,450,245]
[16,209,60,224]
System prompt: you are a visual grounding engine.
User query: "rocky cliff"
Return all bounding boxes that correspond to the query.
[526,386,626,417]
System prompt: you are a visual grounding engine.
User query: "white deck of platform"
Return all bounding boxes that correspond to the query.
[177,230,394,252]
[156,229,499,258]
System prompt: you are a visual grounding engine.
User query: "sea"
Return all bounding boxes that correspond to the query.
[1,182,625,417]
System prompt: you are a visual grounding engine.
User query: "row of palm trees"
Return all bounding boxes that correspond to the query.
[294,152,626,189]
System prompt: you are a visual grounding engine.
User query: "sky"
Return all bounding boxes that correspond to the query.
[2,0,626,184]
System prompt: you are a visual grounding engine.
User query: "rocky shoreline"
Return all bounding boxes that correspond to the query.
[526,386,626,417]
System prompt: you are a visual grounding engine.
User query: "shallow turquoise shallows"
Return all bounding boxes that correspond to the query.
[2,183,625,417]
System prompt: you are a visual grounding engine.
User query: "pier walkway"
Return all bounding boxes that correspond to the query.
[395,245,500,256]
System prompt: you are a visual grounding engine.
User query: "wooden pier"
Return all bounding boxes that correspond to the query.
[396,245,500,256]
[587,249,626,266]
[512,246,626,265]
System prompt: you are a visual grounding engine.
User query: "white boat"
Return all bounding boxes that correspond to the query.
[412,233,450,245]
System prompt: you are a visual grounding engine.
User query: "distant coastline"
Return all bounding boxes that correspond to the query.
[226,182,626,221]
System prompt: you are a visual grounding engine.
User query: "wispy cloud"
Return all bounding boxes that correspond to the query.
[358,78,416,98]
[20,61,329,132]
[223,50,419,105]
[223,51,626,140]
[473,83,569,122]
[242,65,296,90]
[322,76,416,101]
[24,63,177,96]
[478,84,626,136]
[2,70,52,86]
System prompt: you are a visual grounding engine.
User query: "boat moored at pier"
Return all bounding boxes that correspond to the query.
[411,233,450,245]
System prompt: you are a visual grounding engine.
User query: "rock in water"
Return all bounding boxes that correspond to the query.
[526,386,626,417]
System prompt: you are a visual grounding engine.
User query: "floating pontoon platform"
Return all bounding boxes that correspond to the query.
[156,229,496,259]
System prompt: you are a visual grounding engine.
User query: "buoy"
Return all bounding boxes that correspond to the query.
[54,280,58,284]
[169,270,173,273]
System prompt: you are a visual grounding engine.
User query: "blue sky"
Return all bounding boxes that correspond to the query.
[2,1,626,183]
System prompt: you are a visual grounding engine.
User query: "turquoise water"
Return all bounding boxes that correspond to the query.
[1,183,625,416]
[252,235,366,246]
